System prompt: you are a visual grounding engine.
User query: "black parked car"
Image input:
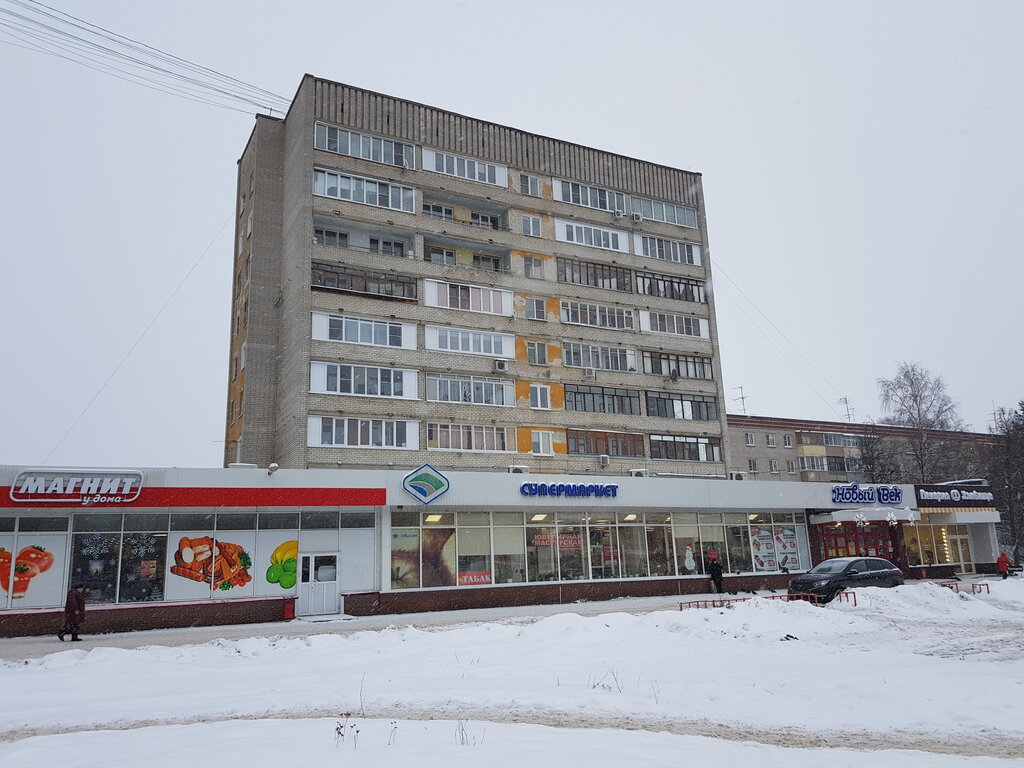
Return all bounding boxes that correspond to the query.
[788,557,904,603]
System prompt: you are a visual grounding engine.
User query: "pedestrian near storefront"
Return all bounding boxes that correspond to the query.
[708,559,724,594]
[997,552,1012,580]
[58,584,86,641]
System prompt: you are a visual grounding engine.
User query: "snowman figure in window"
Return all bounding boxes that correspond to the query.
[683,545,697,574]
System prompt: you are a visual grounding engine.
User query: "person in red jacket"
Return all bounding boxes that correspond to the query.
[997,552,1012,580]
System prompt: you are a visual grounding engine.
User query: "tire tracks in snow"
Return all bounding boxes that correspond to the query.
[1,706,1021,758]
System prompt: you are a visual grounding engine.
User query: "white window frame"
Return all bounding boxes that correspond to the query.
[784,434,793,448]
[639,311,709,339]
[314,122,415,169]
[427,423,513,452]
[525,297,547,321]
[425,373,514,407]
[308,416,419,450]
[427,246,456,265]
[787,460,797,474]
[562,342,636,372]
[311,312,417,349]
[748,459,758,473]
[313,168,415,212]
[240,342,247,370]
[522,214,542,237]
[553,178,626,213]
[310,361,419,399]
[519,174,540,197]
[526,340,548,365]
[424,279,513,316]
[532,430,555,456]
[423,203,454,221]
[634,235,702,266]
[560,300,634,331]
[769,459,780,474]
[766,434,777,448]
[555,219,628,253]
[630,196,698,228]
[530,384,551,410]
[800,456,828,472]
[422,147,508,186]
[744,432,755,447]
[425,325,515,358]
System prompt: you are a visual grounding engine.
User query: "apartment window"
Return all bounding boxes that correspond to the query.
[645,392,718,421]
[566,430,644,457]
[523,256,544,279]
[312,263,417,300]
[525,297,546,320]
[427,423,511,451]
[322,314,409,348]
[425,279,512,315]
[529,384,551,409]
[231,355,238,380]
[424,148,505,185]
[748,459,758,473]
[426,374,513,407]
[427,326,513,357]
[370,238,406,256]
[640,351,714,380]
[240,342,247,370]
[744,432,755,447]
[471,212,501,230]
[472,253,507,272]
[313,169,415,212]
[556,220,627,252]
[636,272,706,303]
[650,435,722,462]
[824,433,858,448]
[564,385,641,415]
[427,246,456,265]
[519,174,540,197]
[643,312,708,338]
[800,456,828,472]
[423,203,454,221]
[532,430,554,456]
[314,227,349,247]
[314,123,414,169]
[560,300,634,331]
[556,256,632,292]
[246,211,253,236]
[786,460,797,473]
[630,196,698,228]
[769,459,780,474]
[522,214,541,237]
[562,342,636,372]
[555,179,625,213]
[526,340,548,365]
[783,434,793,448]
[314,416,416,449]
[638,236,702,266]
[311,362,412,398]
[766,434,777,448]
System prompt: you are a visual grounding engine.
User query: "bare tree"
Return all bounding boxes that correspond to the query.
[986,403,1024,563]
[855,423,902,483]
[877,362,966,483]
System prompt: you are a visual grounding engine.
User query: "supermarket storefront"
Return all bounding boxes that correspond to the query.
[0,466,1002,636]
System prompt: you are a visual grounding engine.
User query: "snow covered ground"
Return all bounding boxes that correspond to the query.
[2,579,1023,767]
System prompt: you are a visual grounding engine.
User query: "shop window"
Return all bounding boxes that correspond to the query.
[421,528,456,587]
[73,513,122,532]
[700,526,726,572]
[493,527,526,583]
[390,528,420,589]
[340,512,376,528]
[17,517,68,532]
[301,511,341,529]
[70,533,120,604]
[117,532,166,603]
[673,524,702,575]
[171,513,215,531]
[258,513,300,529]
[618,526,649,578]
[123,513,169,531]
[457,527,491,585]
[0,517,14,532]
[647,525,673,576]
[526,526,558,582]
[556,526,587,579]
[588,525,619,579]
[726,526,753,572]
[217,513,257,530]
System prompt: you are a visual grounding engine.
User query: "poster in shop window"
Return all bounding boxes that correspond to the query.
[773,526,800,570]
[1,533,68,608]
[749,527,777,571]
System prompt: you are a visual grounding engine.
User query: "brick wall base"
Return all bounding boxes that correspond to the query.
[0,596,296,638]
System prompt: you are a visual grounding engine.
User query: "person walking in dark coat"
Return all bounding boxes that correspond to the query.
[997,552,1012,580]
[708,560,724,595]
[58,584,86,641]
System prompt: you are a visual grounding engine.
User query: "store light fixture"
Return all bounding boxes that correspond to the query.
[425,514,442,523]
[624,514,637,522]
[530,514,548,522]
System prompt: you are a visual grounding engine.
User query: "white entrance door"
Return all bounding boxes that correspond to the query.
[296,553,340,615]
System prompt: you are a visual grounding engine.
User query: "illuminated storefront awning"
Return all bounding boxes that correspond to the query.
[809,506,920,525]
[924,508,1001,524]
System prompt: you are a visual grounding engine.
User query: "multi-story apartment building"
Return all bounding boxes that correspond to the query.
[726,414,996,484]
[225,76,728,476]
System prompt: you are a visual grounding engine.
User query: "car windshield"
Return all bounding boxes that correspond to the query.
[809,560,850,574]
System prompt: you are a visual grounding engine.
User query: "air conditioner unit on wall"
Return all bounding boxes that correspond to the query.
[599,454,610,467]
[493,359,510,373]
[583,367,596,380]
[630,212,643,223]
[507,465,530,474]
[729,471,746,481]
[613,209,626,218]
[628,468,648,477]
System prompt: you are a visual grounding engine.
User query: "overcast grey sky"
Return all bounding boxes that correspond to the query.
[1,0,1020,468]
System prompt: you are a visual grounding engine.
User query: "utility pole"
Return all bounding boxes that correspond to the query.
[732,386,749,415]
